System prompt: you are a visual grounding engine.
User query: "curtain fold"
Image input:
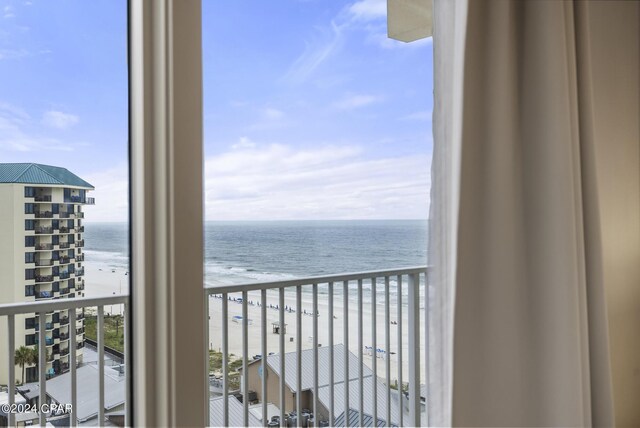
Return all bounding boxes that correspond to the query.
[430,1,616,426]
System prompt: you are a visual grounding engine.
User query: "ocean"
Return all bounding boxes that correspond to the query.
[83,220,428,301]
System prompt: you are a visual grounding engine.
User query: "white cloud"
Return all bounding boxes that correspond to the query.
[347,0,386,21]
[42,110,79,129]
[333,94,381,110]
[282,21,344,85]
[0,48,29,60]
[81,163,129,222]
[263,108,284,120]
[401,110,432,121]
[4,5,15,18]
[231,136,256,150]
[204,143,430,220]
[0,102,75,151]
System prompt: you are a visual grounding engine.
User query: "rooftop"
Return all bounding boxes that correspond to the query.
[0,163,94,189]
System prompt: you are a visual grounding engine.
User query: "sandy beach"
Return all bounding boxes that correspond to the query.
[84,262,427,385]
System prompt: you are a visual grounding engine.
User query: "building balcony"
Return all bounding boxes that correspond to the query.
[34,195,52,202]
[76,212,85,219]
[58,242,70,249]
[58,212,72,218]
[35,291,53,299]
[59,226,70,233]
[87,197,95,205]
[59,256,71,265]
[35,275,54,283]
[36,259,53,267]
[76,268,85,277]
[76,240,85,248]
[75,254,85,262]
[36,243,54,251]
[59,271,71,280]
[78,226,85,232]
[61,288,70,295]
[34,211,53,218]
[35,226,53,234]
[60,317,69,326]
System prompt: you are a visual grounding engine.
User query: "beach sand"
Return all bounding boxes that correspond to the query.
[84,263,427,385]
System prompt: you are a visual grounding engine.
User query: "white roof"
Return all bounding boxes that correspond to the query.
[209,395,261,427]
[317,376,402,426]
[45,364,125,422]
[265,343,373,392]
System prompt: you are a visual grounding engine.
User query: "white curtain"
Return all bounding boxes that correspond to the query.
[429,1,624,426]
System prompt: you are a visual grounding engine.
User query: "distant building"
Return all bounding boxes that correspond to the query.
[242,343,403,427]
[0,163,94,385]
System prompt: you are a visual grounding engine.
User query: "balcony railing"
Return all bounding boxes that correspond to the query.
[34,195,52,202]
[76,268,85,276]
[35,275,54,283]
[205,266,429,427]
[36,243,53,251]
[36,259,53,267]
[58,242,70,249]
[35,226,53,234]
[78,226,85,233]
[0,294,129,426]
[76,212,85,219]
[59,226,70,233]
[35,291,53,299]
[1,266,429,427]
[34,211,53,218]
[86,197,95,205]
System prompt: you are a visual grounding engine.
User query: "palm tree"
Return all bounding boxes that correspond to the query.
[29,347,56,379]
[14,346,31,385]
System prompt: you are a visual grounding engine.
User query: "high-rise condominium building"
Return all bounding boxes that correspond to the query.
[0,163,94,385]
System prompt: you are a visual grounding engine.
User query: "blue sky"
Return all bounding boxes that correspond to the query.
[0,0,432,221]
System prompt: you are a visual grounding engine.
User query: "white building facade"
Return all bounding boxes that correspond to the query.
[0,163,94,385]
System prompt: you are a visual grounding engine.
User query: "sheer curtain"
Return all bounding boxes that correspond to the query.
[428,1,636,426]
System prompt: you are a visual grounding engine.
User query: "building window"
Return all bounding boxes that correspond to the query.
[24,186,35,197]
[25,252,36,264]
[25,334,36,346]
[25,285,35,296]
[24,203,35,214]
[25,236,35,247]
[52,204,59,214]
[25,220,35,231]
[52,282,60,292]
[25,269,35,280]
[52,235,59,245]
[68,220,74,229]
[25,367,37,383]
[25,317,36,329]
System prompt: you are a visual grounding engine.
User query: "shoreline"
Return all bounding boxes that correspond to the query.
[84,261,427,384]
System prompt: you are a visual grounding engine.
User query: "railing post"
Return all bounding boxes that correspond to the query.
[408,273,421,426]
[38,311,46,426]
[98,306,105,424]
[7,314,15,427]
[70,308,77,427]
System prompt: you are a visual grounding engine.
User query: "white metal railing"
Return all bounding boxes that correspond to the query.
[205,266,429,427]
[0,295,129,427]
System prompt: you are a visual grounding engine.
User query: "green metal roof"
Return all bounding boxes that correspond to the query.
[0,163,94,189]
